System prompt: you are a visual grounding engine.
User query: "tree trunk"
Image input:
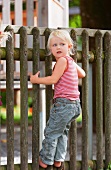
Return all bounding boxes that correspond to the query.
[80,0,111,132]
[80,0,111,29]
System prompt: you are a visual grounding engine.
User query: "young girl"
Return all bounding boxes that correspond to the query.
[30,30,86,168]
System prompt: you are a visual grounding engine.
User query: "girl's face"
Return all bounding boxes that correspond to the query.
[50,36,71,60]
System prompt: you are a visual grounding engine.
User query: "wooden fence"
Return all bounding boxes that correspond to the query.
[0,25,111,170]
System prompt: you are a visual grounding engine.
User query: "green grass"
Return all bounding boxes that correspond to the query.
[0,106,82,124]
[0,106,32,124]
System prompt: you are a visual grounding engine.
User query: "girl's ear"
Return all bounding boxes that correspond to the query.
[68,44,72,49]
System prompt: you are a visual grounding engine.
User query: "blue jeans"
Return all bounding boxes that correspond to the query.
[39,98,81,165]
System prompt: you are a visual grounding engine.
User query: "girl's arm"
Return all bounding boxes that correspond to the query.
[74,62,86,78]
[30,57,67,85]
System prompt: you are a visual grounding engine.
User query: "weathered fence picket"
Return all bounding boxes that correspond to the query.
[104,32,111,169]
[6,26,14,170]
[81,30,89,170]
[69,29,78,170]
[32,27,40,170]
[0,25,111,170]
[95,31,103,169]
[19,26,28,170]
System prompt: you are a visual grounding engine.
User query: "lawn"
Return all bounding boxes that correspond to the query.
[0,106,82,125]
[0,106,32,124]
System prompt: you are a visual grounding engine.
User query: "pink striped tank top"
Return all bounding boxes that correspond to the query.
[54,56,80,100]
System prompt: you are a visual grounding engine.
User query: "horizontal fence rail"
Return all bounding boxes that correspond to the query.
[0,47,95,62]
[0,25,111,170]
[2,24,111,36]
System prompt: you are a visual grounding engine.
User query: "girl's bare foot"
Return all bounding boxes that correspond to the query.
[39,158,47,168]
[54,161,61,167]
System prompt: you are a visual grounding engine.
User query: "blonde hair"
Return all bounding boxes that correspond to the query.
[47,30,74,55]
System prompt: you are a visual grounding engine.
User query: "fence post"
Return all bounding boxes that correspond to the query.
[69,29,77,170]
[81,30,89,170]
[6,26,14,170]
[44,28,53,122]
[44,28,53,170]
[95,30,103,169]
[19,26,28,170]
[104,32,111,169]
[32,27,40,170]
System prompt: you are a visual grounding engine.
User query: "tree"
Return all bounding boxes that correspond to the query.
[69,0,81,28]
[80,0,111,29]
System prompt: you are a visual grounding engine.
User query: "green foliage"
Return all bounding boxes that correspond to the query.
[76,113,82,123]
[0,92,32,107]
[28,97,32,107]
[69,14,82,50]
[69,15,82,28]
[11,2,26,11]
[0,105,32,124]
[69,0,80,7]
[88,167,92,170]
[106,161,111,170]
[69,0,81,28]
[1,91,6,107]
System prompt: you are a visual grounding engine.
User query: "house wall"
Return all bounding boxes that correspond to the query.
[48,0,65,28]
[48,0,69,28]
[38,0,69,28]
